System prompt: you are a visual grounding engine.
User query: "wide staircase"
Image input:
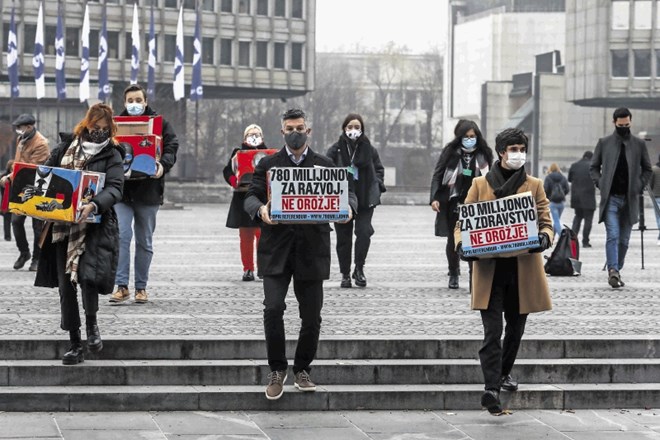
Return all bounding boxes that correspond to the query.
[1,337,659,411]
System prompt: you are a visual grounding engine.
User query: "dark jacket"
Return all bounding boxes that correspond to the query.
[120,106,178,205]
[35,134,125,294]
[650,164,660,198]
[568,157,596,210]
[222,144,268,228]
[590,130,653,224]
[244,147,358,280]
[326,134,385,210]
[543,171,570,203]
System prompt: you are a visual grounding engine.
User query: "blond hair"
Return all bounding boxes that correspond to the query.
[547,163,561,174]
[243,124,263,139]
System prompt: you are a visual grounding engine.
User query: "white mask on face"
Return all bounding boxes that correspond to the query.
[245,135,263,147]
[505,152,526,170]
[15,129,24,136]
[346,129,362,141]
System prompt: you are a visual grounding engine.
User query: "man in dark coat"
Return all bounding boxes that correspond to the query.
[244,108,357,401]
[568,151,596,247]
[590,107,652,288]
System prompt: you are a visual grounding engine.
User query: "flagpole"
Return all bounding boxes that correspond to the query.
[195,100,199,164]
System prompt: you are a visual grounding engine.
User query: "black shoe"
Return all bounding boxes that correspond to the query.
[28,259,38,272]
[62,329,84,365]
[4,236,10,241]
[85,316,103,353]
[582,242,592,248]
[447,269,461,276]
[448,275,459,289]
[481,389,502,414]
[242,270,255,281]
[500,374,518,392]
[340,273,352,288]
[608,269,622,288]
[13,252,30,270]
[352,266,367,287]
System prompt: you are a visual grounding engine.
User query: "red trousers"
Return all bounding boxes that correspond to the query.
[239,227,261,271]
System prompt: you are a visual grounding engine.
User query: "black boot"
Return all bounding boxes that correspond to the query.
[448,274,459,289]
[86,315,103,353]
[352,265,367,287]
[62,329,84,365]
[340,273,352,288]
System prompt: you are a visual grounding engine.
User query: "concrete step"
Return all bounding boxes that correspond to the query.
[1,383,659,411]
[4,358,660,386]
[2,337,659,360]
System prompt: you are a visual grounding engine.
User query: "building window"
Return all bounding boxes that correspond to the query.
[421,93,433,111]
[107,31,120,59]
[239,0,250,13]
[66,27,79,57]
[203,0,215,11]
[390,125,401,144]
[634,0,652,29]
[125,32,133,60]
[274,42,285,68]
[203,37,214,64]
[291,42,303,70]
[165,0,177,7]
[634,49,651,77]
[238,41,250,66]
[274,0,286,17]
[611,1,630,29]
[184,35,195,63]
[420,124,429,145]
[221,0,233,13]
[90,31,98,57]
[164,35,176,61]
[611,49,629,77]
[404,124,416,142]
[182,0,197,8]
[291,0,303,18]
[405,91,417,110]
[256,41,268,67]
[220,38,232,65]
[257,0,268,15]
[24,24,36,54]
[389,91,403,109]
[45,25,57,56]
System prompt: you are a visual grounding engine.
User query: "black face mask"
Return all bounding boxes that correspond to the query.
[284,131,307,150]
[87,128,110,144]
[615,126,630,137]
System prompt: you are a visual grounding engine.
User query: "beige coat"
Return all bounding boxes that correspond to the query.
[454,175,554,314]
[13,130,49,166]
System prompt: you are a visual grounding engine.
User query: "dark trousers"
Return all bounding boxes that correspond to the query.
[446,210,460,275]
[12,214,43,260]
[263,271,324,374]
[334,206,375,274]
[3,212,10,240]
[479,262,527,391]
[571,208,594,245]
[55,240,98,331]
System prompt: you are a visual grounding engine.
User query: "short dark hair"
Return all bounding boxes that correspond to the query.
[583,150,593,159]
[613,107,632,121]
[341,113,365,133]
[281,108,306,122]
[495,128,528,154]
[123,84,147,101]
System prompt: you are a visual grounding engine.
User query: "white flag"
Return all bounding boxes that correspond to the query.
[33,1,45,100]
[173,5,185,101]
[130,2,140,84]
[79,4,90,102]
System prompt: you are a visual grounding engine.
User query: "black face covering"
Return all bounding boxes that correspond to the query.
[615,126,630,137]
[87,128,110,144]
[284,131,307,150]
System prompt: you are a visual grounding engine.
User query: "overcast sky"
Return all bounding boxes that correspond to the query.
[315,0,448,54]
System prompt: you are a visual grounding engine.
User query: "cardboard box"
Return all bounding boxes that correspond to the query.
[114,115,163,136]
[268,166,350,223]
[232,149,278,191]
[5,162,105,223]
[458,191,541,259]
[116,134,162,179]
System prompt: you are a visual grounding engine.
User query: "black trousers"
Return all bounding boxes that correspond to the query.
[479,261,527,391]
[12,214,43,260]
[571,208,595,245]
[55,240,98,331]
[334,206,375,275]
[263,270,324,374]
[446,209,460,275]
[3,212,11,240]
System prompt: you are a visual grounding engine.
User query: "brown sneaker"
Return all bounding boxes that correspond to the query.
[109,286,130,303]
[134,289,148,304]
[294,370,316,392]
[265,370,287,400]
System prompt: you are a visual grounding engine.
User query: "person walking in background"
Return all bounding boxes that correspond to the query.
[0,160,14,241]
[430,120,493,289]
[34,103,124,365]
[326,113,385,288]
[568,151,596,248]
[590,107,652,288]
[650,153,660,246]
[223,124,268,281]
[544,163,570,237]
[109,84,179,304]
[0,114,49,271]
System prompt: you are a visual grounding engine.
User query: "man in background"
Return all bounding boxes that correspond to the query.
[568,151,596,248]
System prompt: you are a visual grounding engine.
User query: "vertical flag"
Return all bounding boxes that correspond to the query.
[7,6,19,98]
[55,6,67,100]
[146,4,156,99]
[79,4,90,102]
[172,5,184,101]
[98,5,109,100]
[130,2,140,84]
[190,8,203,101]
[33,1,45,100]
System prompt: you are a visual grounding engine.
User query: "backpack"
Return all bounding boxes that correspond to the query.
[549,180,565,203]
[544,225,581,276]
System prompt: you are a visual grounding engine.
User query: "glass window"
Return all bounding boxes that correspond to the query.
[634,0,652,29]
[291,0,303,18]
[107,31,119,59]
[274,42,285,68]
[203,37,214,64]
[45,25,57,56]
[184,35,195,63]
[165,0,177,8]
[125,32,132,60]
[183,0,197,8]
[634,49,651,77]
[66,27,79,57]
[390,125,401,144]
[421,93,433,111]
[203,0,215,11]
[404,124,416,141]
[220,38,232,65]
[238,41,250,66]
[612,1,630,29]
[405,91,417,110]
[164,34,176,61]
[611,49,629,77]
[221,0,233,13]
[256,41,268,67]
[257,0,268,15]
[24,24,36,54]
[274,0,285,17]
[291,42,303,70]
[239,0,250,13]
[144,0,159,6]
[389,91,402,109]
[420,124,429,145]
[90,31,99,57]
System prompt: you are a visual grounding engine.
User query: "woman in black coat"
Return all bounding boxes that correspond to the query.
[223,124,268,281]
[35,103,124,365]
[430,119,493,290]
[326,113,385,288]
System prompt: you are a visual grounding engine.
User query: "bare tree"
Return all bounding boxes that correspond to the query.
[415,48,443,149]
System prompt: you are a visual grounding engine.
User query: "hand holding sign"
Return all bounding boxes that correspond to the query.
[457,242,478,262]
[529,232,551,253]
[259,201,277,225]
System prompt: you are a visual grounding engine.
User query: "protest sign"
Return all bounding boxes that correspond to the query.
[459,191,540,258]
[269,166,349,222]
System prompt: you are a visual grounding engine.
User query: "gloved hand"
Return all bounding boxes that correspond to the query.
[530,232,551,253]
[456,242,478,262]
[229,175,238,189]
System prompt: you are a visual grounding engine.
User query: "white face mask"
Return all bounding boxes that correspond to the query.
[15,129,24,136]
[346,129,362,141]
[245,135,262,147]
[505,152,526,170]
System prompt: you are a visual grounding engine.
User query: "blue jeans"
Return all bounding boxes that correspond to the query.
[604,195,632,272]
[655,197,660,240]
[115,202,160,289]
[549,202,565,236]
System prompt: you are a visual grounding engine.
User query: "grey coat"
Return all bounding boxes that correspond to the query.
[568,157,596,210]
[589,131,652,224]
